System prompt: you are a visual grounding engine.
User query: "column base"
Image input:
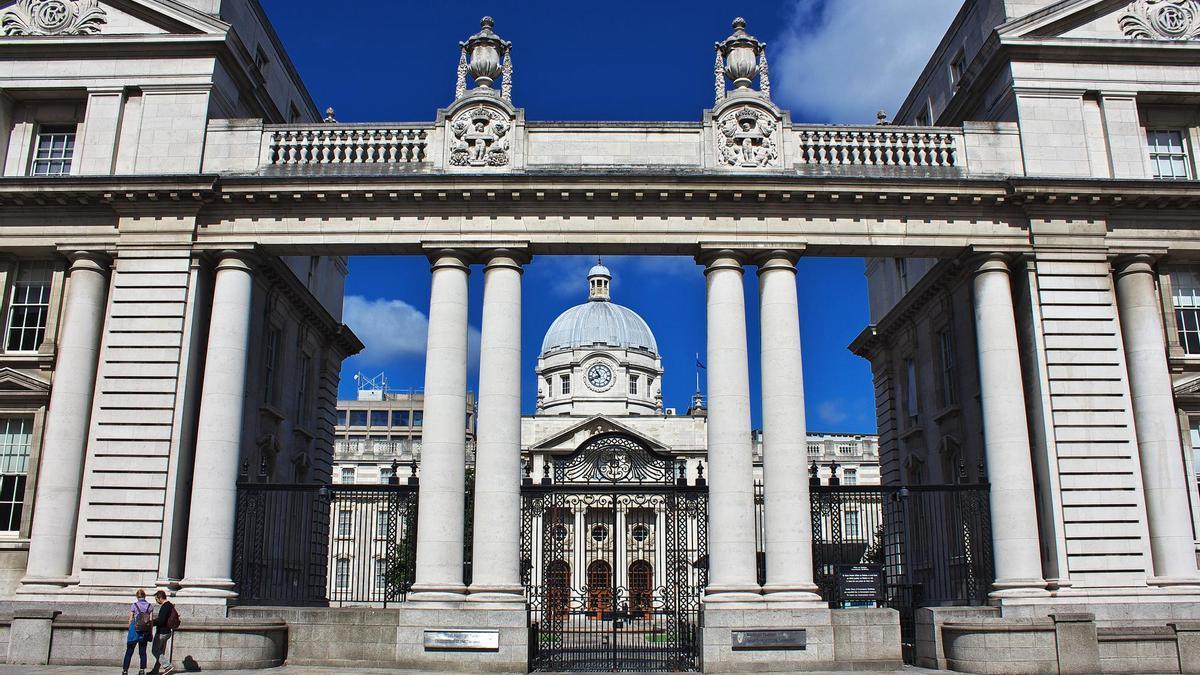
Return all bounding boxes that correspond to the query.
[704,584,763,606]
[408,582,468,602]
[761,584,825,606]
[989,578,1051,599]
[177,577,237,598]
[17,575,77,594]
[1147,575,1200,589]
[467,583,526,603]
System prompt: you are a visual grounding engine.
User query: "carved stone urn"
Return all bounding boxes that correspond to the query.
[463,16,509,88]
[717,17,763,89]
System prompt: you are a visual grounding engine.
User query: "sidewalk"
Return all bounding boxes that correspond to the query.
[0,666,954,675]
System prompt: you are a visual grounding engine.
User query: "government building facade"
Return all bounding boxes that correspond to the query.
[0,0,1198,672]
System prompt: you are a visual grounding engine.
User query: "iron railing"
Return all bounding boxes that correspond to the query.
[232,482,418,606]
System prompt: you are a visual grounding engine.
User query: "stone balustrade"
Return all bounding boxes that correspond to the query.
[794,125,961,169]
[265,124,430,165]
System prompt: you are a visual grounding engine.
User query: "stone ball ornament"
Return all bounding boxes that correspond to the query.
[1,0,107,36]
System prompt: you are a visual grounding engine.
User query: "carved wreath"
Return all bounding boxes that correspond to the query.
[1,0,106,36]
[1120,0,1200,40]
[715,106,779,168]
[448,106,511,167]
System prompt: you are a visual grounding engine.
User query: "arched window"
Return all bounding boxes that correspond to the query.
[587,560,612,619]
[629,560,653,619]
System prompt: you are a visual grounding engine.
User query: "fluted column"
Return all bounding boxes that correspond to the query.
[179,253,254,597]
[1114,255,1200,585]
[468,250,526,601]
[410,250,471,599]
[20,252,110,592]
[971,253,1048,597]
[700,251,761,601]
[757,252,822,602]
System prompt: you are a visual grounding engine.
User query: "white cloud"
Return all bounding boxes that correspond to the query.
[343,295,480,369]
[817,399,850,426]
[771,0,961,123]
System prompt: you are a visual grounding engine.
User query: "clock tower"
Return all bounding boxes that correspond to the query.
[534,262,664,416]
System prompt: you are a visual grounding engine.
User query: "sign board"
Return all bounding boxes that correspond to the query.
[731,629,807,651]
[836,564,884,603]
[423,629,500,652]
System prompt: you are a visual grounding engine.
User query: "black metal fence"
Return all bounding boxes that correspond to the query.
[232,482,419,606]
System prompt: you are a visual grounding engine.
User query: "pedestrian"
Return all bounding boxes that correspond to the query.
[150,590,179,675]
[123,589,153,675]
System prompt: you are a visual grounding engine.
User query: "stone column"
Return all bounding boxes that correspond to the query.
[971,253,1048,597]
[179,253,254,597]
[469,250,525,601]
[756,252,822,602]
[1114,255,1200,584]
[20,253,109,592]
[410,250,471,599]
[700,251,761,601]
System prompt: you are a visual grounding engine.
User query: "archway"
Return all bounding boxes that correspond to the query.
[546,559,571,623]
[587,560,612,619]
[629,560,653,620]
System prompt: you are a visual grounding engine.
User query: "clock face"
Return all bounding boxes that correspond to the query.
[586,363,613,390]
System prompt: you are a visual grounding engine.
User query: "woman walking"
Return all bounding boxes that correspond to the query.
[123,589,154,675]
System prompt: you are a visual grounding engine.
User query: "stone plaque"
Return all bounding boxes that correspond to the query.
[731,629,807,651]
[423,629,500,652]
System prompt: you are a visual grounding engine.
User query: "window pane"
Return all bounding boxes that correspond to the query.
[6,263,52,353]
[412,411,423,427]
[348,411,368,427]
[31,125,76,176]
[394,410,409,426]
[370,410,389,427]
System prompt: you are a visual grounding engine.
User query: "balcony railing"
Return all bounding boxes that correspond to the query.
[795,126,960,169]
[265,125,430,166]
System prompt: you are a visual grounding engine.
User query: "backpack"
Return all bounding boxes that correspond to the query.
[133,603,154,633]
[166,605,181,631]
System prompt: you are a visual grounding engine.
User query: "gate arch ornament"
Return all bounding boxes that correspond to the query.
[1120,0,1200,40]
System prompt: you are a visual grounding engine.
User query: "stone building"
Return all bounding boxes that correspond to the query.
[0,0,1199,672]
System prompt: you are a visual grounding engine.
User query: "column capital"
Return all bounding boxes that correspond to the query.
[481,247,531,271]
[1113,253,1159,278]
[696,248,747,272]
[62,250,111,274]
[754,249,802,273]
[213,250,256,274]
[426,248,472,272]
[968,251,1013,277]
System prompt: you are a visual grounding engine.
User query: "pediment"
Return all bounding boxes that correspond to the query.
[529,414,668,453]
[0,0,228,38]
[999,0,1200,42]
[0,367,50,397]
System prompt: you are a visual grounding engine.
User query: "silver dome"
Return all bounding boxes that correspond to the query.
[540,301,659,355]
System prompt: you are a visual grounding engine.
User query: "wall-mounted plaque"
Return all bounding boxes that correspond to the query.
[731,629,807,651]
[836,564,885,604]
[423,629,500,652]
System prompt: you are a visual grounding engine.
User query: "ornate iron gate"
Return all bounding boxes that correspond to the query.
[521,434,707,672]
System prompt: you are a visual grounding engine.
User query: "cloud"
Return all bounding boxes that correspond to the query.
[817,399,850,426]
[770,0,961,123]
[343,295,480,369]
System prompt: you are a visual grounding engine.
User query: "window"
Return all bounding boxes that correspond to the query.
[590,524,609,542]
[0,418,32,533]
[348,410,368,427]
[376,509,390,538]
[904,358,919,422]
[31,125,76,176]
[336,409,348,426]
[335,558,350,589]
[375,559,386,590]
[843,468,858,486]
[1191,418,1200,478]
[1148,129,1191,179]
[544,377,552,397]
[379,465,394,485]
[938,328,959,407]
[915,103,932,127]
[295,353,311,424]
[289,103,301,124]
[5,262,51,352]
[629,375,639,395]
[336,509,352,537]
[844,510,860,538]
[262,326,280,404]
[561,374,571,395]
[631,524,650,543]
[254,46,270,74]
[895,258,909,293]
[370,410,389,427]
[394,410,409,427]
[949,48,966,87]
[1172,269,1200,355]
[412,411,423,427]
[340,467,355,485]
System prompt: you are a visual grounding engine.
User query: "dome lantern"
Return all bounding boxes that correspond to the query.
[588,258,612,302]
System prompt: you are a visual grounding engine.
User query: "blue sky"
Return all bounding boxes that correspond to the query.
[259,0,961,433]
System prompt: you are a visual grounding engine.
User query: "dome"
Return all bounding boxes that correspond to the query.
[540,301,659,355]
[540,261,658,356]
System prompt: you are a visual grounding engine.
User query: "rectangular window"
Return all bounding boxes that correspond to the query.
[561,374,571,395]
[262,326,280,404]
[949,48,966,86]
[31,125,76,176]
[629,375,639,395]
[335,558,350,589]
[336,409,348,426]
[1148,129,1191,179]
[376,509,390,538]
[348,410,368,427]
[337,509,352,538]
[379,466,394,485]
[0,417,32,533]
[938,328,959,407]
[412,410,423,427]
[295,353,311,424]
[1172,269,1200,355]
[340,467,354,485]
[1191,418,1200,478]
[844,510,860,537]
[915,104,931,127]
[394,410,409,426]
[843,468,858,486]
[370,410,389,427]
[5,262,51,353]
[905,358,919,421]
[375,559,386,590]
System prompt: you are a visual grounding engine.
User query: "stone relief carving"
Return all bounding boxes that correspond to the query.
[1,0,106,36]
[449,106,511,167]
[1120,0,1200,40]
[716,107,778,168]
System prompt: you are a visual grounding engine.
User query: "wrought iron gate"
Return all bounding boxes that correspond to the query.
[521,434,707,672]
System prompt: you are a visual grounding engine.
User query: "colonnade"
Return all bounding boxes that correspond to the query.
[14,247,1200,600]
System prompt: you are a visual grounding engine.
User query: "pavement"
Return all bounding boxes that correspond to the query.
[0,666,955,675]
